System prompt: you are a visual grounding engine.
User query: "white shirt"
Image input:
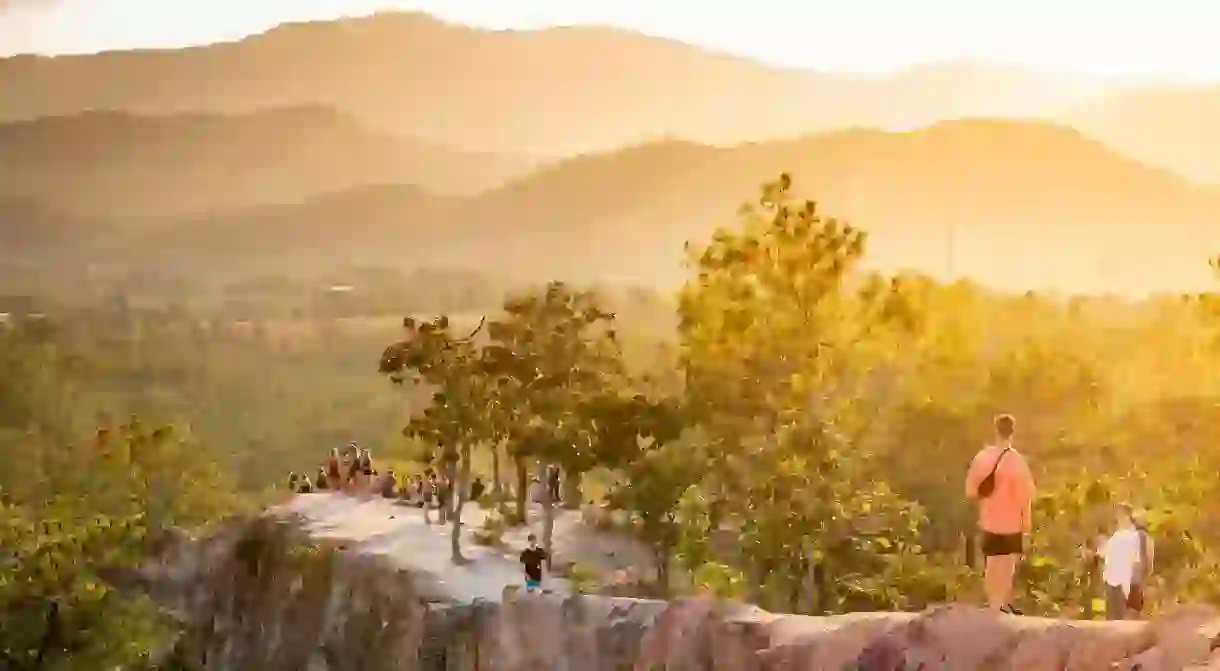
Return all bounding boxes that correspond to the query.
[1101,528,1143,594]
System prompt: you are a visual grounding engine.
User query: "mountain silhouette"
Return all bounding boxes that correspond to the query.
[1066,85,1220,185]
[0,12,1111,155]
[88,119,1220,294]
[0,106,538,216]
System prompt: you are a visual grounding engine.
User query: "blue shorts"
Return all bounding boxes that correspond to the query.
[525,578,540,589]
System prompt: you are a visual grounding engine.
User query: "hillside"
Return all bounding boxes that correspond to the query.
[98,119,1220,294]
[0,12,1111,154]
[1066,85,1220,185]
[0,107,537,216]
[128,184,464,279]
[0,196,115,254]
[458,119,1220,293]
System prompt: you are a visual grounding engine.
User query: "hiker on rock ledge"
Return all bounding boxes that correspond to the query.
[1095,502,1154,620]
[520,533,548,592]
[965,414,1036,614]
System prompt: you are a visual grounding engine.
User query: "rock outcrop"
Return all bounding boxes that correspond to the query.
[136,498,1220,670]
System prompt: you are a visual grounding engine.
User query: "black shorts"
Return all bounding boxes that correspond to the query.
[981,532,1023,557]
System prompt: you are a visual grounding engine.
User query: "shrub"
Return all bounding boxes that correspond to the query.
[471,510,506,547]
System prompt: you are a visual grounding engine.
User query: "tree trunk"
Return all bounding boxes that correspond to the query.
[541,462,555,572]
[492,440,502,496]
[790,557,805,614]
[655,542,671,598]
[450,445,470,563]
[562,469,582,510]
[1085,554,1100,619]
[803,540,816,615]
[813,562,830,615]
[442,455,457,558]
[513,456,528,525]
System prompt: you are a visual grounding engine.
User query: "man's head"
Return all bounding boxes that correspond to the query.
[527,533,537,548]
[1116,502,1135,528]
[994,414,1016,441]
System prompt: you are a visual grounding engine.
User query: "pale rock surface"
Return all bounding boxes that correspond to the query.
[133,494,1220,670]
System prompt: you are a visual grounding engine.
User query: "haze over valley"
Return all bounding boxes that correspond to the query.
[4,10,1220,301]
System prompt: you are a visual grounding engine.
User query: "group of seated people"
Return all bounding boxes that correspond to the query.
[285,443,489,507]
[287,442,392,496]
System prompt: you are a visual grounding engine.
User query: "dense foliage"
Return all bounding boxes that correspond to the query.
[7,170,1220,669]
[382,173,1220,618]
[0,402,248,667]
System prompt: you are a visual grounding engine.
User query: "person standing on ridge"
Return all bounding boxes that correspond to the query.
[519,533,548,592]
[965,414,1036,614]
[547,465,561,503]
[326,448,342,490]
[1095,503,1154,619]
[469,476,486,506]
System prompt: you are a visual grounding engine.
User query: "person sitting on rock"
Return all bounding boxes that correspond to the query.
[414,475,427,508]
[315,467,329,491]
[358,449,374,490]
[380,470,398,499]
[341,441,359,464]
[326,448,342,487]
[345,455,362,493]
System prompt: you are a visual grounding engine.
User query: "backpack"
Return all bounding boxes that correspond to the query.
[1134,526,1151,582]
[976,447,1011,498]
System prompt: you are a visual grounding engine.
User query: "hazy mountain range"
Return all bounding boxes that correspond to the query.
[0,106,539,216]
[3,10,1220,296]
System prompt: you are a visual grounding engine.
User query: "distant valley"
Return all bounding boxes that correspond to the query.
[3,10,1220,299]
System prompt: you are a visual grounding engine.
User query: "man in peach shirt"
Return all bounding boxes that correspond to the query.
[965,414,1036,614]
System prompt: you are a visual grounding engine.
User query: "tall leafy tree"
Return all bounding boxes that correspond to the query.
[483,282,625,562]
[600,389,694,593]
[675,174,928,613]
[380,315,492,562]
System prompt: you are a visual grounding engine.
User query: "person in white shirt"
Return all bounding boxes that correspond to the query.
[1099,503,1144,620]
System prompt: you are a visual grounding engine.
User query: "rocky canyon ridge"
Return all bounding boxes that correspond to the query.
[128,494,1220,670]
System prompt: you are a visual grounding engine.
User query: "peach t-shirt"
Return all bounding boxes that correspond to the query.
[965,445,1035,535]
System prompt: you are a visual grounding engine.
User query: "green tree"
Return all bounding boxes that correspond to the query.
[675,174,928,613]
[0,418,245,670]
[379,315,492,562]
[483,282,625,562]
[599,390,692,593]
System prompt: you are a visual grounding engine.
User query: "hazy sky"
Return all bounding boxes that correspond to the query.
[2,0,1218,81]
